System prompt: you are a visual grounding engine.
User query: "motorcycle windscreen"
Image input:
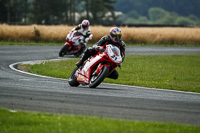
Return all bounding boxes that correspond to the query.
[107,46,122,63]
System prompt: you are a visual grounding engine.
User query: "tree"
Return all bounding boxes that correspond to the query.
[90,0,116,25]
[115,0,200,18]
[127,10,140,19]
[86,0,89,19]
[175,17,195,26]
[148,7,169,22]
[33,0,66,24]
[0,0,8,23]
[188,15,200,25]
[0,0,29,24]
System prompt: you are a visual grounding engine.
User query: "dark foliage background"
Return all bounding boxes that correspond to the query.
[0,0,199,26]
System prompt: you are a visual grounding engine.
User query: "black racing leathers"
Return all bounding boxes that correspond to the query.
[95,35,125,61]
[79,35,126,79]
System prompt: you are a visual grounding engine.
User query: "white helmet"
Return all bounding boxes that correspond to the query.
[81,20,90,29]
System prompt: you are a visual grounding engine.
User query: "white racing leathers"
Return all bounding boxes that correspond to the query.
[70,24,93,43]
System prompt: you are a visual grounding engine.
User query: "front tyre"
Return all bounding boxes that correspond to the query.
[68,67,80,87]
[59,45,68,57]
[89,66,109,88]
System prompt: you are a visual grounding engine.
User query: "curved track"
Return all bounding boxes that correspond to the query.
[0,45,200,125]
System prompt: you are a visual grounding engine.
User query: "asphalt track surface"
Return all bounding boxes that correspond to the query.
[1,45,200,125]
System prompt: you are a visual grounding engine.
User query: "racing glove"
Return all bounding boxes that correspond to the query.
[94,45,104,52]
[85,34,93,43]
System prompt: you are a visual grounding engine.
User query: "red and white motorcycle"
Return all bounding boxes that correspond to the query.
[68,44,122,88]
[59,30,91,57]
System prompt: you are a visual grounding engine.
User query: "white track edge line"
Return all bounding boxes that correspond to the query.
[9,61,68,81]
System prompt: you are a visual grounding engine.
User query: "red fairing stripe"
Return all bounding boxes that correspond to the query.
[102,42,108,48]
[104,64,110,67]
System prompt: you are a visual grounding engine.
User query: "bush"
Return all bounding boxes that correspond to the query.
[127,10,140,19]
[148,7,169,22]
[156,14,176,25]
[175,17,196,26]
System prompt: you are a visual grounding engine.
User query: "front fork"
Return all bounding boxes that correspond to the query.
[64,42,72,50]
[95,63,110,75]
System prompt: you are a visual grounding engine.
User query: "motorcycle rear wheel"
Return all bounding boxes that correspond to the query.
[89,66,109,88]
[68,67,80,87]
[59,45,68,57]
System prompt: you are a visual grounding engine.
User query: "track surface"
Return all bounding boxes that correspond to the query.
[1,45,200,125]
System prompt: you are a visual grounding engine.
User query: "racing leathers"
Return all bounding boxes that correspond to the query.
[65,24,93,55]
[76,35,125,79]
[71,24,93,43]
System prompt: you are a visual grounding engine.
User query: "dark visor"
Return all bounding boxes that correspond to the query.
[113,34,121,40]
[82,25,88,29]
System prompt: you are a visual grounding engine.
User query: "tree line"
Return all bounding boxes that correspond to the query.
[1,0,199,26]
[0,0,116,25]
[115,0,200,26]
[116,0,200,18]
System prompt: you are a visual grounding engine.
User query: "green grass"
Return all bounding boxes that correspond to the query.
[19,54,200,93]
[0,41,133,46]
[0,108,199,133]
[0,41,94,46]
[1,41,199,47]
[0,41,64,46]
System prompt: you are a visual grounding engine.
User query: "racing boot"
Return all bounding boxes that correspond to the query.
[76,53,88,67]
[76,59,84,67]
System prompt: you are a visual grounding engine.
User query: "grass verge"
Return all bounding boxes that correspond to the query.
[0,41,199,47]
[0,108,199,133]
[18,54,200,93]
[0,41,65,46]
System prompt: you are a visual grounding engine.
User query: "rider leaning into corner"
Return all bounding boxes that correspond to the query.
[76,27,126,79]
[65,19,93,53]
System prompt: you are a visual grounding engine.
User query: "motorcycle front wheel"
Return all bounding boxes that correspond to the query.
[59,45,68,57]
[89,65,109,88]
[68,67,80,87]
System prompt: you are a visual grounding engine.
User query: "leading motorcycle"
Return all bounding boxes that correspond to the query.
[68,44,122,88]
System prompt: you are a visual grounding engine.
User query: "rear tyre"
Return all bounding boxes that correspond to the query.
[68,67,80,87]
[89,66,109,88]
[59,45,68,57]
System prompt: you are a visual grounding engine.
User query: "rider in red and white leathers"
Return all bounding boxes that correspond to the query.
[65,20,93,53]
[68,20,93,43]
[76,27,125,79]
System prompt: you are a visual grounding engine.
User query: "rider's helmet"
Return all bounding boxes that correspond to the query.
[81,20,90,29]
[110,27,122,43]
